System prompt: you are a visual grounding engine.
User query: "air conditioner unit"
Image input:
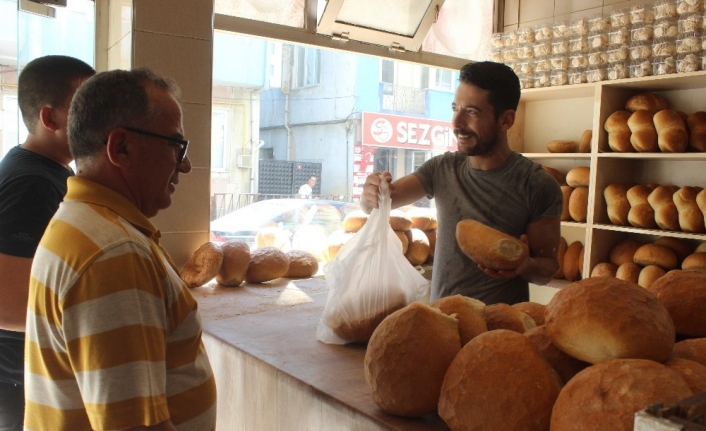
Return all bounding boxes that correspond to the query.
[237,155,253,168]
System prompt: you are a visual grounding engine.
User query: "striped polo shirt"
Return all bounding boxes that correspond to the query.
[24,177,216,431]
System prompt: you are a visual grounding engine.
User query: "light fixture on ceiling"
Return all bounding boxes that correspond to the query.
[317,0,446,52]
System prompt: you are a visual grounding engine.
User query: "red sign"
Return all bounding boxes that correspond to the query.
[362,112,457,152]
[352,145,377,199]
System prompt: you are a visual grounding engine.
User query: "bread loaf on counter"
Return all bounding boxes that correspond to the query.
[389,209,413,231]
[628,109,659,152]
[181,242,224,288]
[485,303,537,333]
[687,111,706,152]
[430,294,487,346]
[245,246,290,283]
[654,109,689,152]
[456,219,528,270]
[404,228,430,266]
[283,250,318,278]
[343,210,368,233]
[604,110,633,153]
[216,240,250,287]
[406,207,437,231]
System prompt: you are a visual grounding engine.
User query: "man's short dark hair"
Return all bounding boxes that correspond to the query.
[18,55,95,132]
[459,61,521,119]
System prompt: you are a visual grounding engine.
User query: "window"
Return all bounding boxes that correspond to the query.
[211,109,229,170]
[435,68,453,89]
[294,46,321,88]
[381,59,394,84]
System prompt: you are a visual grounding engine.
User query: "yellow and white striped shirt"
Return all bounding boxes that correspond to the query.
[25,177,216,431]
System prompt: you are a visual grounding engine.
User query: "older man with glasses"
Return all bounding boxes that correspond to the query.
[23,68,216,431]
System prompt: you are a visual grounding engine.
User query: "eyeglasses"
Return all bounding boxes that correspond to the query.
[124,126,189,164]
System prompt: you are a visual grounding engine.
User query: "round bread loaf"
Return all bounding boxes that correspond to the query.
[291,225,328,262]
[181,241,224,288]
[604,183,632,226]
[646,269,706,337]
[637,264,666,288]
[215,240,251,287]
[283,250,318,278]
[544,277,675,364]
[343,210,368,233]
[609,238,643,266]
[566,166,590,187]
[682,252,706,270]
[524,325,590,385]
[550,359,692,431]
[439,330,562,431]
[674,186,706,233]
[542,165,566,185]
[244,246,290,283]
[389,209,413,231]
[424,229,436,263]
[364,302,461,417]
[671,338,706,367]
[406,207,436,231]
[255,226,291,250]
[654,109,689,152]
[625,92,669,114]
[664,358,706,394]
[404,228,430,266]
[648,186,681,231]
[554,236,568,279]
[456,219,528,270]
[653,236,692,263]
[547,140,577,153]
[578,129,592,153]
[560,186,573,222]
[628,109,659,152]
[394,230,409,255]
[325,230,354,263]
[485,303,537,333]
[687,111,706,151]
[627,184,657,228]
[633,243,678,269]
[604,110,634,153]
[590,262,618,278]
[563,241,583,282]
[569,186,589,222]
[615,262,642,284]
[512,301,546,326]
[430,294,487,346]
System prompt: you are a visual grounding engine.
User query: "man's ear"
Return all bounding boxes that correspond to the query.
[105,128,132,168]
[38,106,60,133]
[499,109,516,131]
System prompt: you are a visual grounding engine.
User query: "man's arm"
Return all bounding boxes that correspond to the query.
[360,172,427,214]
[0,253,33,332]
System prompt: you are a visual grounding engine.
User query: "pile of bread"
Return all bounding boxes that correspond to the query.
[337,207,437,267]
[605,182,706,233]
[589,236,706,288]
[543,165,591,223]
[180,240,320,287]
[364,273,706,431]
[545,129,592,153]
[604,92,706,153]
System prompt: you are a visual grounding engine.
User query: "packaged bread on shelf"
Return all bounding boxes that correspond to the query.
[430,294,487,346]
[628,110,659,152]
[569,186,589,222]
[546,139,577,153]
[633,243,679,270]
[456,219,528,270]
[647,269,706,337]
[687,111,706,151]
[637,264,667,288]
[181,241,224,288]
[544,277,676,364]
[625,92,669,114]
[627,184,657,228]
[216,240,251,287]
[610,238,645,266]
[566,166,590,187]
[674,186,706,233]
[648,185,681,231]
[560,185,573,221]
[653,109,689,152]
[604,110,633,152]
[604,183,632,225]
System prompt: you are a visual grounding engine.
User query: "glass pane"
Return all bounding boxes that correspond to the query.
[211,31,461,248]
[215,0,305,28]
[337,0,433,37]
[422,0,493,61]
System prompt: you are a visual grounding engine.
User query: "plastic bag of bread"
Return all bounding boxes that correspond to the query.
[316,180,430,344]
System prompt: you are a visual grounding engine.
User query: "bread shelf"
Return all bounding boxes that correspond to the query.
[512,70,706,284]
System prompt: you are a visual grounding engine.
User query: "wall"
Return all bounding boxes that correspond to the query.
[503,0,656,31]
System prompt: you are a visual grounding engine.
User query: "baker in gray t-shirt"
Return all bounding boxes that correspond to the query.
[361,61,562,305]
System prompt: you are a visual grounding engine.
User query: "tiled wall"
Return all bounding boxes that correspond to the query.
[504,0,657,31]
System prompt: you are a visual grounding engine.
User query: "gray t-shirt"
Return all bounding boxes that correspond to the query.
[413,151,563,305]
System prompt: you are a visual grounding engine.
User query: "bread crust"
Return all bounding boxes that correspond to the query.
[616,262,641,284]
[687,111,706,151]
[244,246,290,283]
[283,250,318,278]
[654,109,689,152]
[590,262,618,278]
[674,186,706,233]
[647,269,706,337]
[404,228,430,266]
[671,338,706,367]
[456,219,528,270]
[633,243,678,269]
[566,166,590,187]
[648,186,681,231]
[430,294,487,346]
[524,325,590,385]
[181,242,224,288]
[604,183,632,225]
[628,109,659,152]
[604,110,633,153]
[546,140,577,153]
[485,303,537,333]
[216,240,250,287]
[609,239,643,266]
[389,209,413,231]
[578,129,592,153]
[625,92,669,114]
[568,186,589,222]
[563,241,583,282]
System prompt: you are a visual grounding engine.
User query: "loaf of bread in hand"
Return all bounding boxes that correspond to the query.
[628,110,659,152]
[673,186,706,233]
[627,184,657,228]
[456,219,528,270]
[604,110,633,153]
[654,109,689,152]
[604,183,632,225]
[687,111,706,151]
[648,185,680,231]
[625,92,669,114]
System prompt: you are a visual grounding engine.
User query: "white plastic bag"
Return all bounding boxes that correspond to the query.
[316,180,430,344]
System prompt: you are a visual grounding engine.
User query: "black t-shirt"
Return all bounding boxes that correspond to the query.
[0,146,72,384]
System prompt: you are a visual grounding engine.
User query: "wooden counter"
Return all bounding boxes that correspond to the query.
[193,277,449,431]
